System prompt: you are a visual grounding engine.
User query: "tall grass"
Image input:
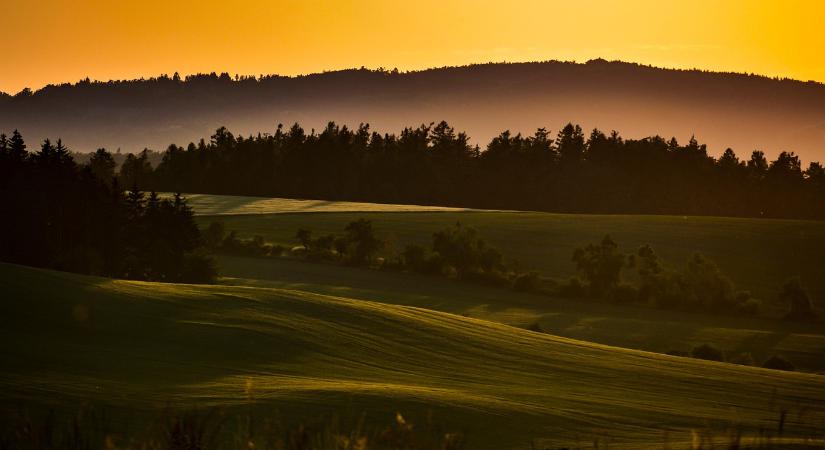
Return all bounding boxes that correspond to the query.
[0,406,466,450]
[4,403,824,450]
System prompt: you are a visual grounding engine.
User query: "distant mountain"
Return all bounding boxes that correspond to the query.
[2,60,824,162]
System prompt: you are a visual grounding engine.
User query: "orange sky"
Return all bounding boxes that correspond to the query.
[2,0,824,94]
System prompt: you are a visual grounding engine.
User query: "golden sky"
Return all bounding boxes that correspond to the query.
[2,0,824,94]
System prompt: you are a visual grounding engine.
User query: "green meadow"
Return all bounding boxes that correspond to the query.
[176,193,475,216]
[180,194,825,373]
[2,262,824,449]
[192,205,825,312]
[216,255,825,374]
[4,193,825,448]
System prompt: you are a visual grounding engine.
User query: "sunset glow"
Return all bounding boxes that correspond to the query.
[3,0,824,94]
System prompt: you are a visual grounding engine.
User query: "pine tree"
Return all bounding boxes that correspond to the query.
[0,133,8,158]
[8,129,27,161]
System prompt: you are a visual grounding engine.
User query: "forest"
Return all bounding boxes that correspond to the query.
[95,121,825,219]
[4,61,825,162]
[0,131,215,282]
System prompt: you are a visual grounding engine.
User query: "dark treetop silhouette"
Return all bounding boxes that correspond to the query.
[3,60,825,162]
[104,121,825,220]
[0,131,215,282]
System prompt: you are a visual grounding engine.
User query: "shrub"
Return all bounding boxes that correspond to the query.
[269,244,287,257]
[633,244,668,306]
[303,234,338,261]
[610,283,639,303]
[401,244,445,275]
[432,222,504,277]
[203,221,226,249]
[557,277,587,298]
[180,252,218,284]
[295,228,312,250]
[572,235,626,297]
[217,232,272,257]
[690,343,725,362]
[681,253,737,312]
[248,235,269,256]
[665,349,689,357]
[221,230,242,253]
[513,271,542,293]
[780,278,817,321]
[735,295,761,316]
[461,268,510,287]
[762,355,795,371]
[729,352,756,366]
[344,219,383,265]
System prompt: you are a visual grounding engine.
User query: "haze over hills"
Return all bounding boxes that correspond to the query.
[2,59,825,162]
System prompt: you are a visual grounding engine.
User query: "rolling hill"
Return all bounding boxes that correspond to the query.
[3,60,825,162]
[184,197,825,306]
[1,262,824,448]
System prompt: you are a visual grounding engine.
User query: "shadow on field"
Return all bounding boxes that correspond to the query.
[216,255,825,373]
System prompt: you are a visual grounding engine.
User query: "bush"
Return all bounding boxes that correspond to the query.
[572,235,626,297]
[762,355,795,371]
[681,253,737,312]
[735,296,761,316]
[203,221,226,249]
[610,283,639,303]
[780,278,817,322]
[690,343,725,362]
[269,244,287,257]
[304,233,338,262]
[513,271,542,293]
[344,219,382,265]
[665,349,689,357]
[461,268,510,287]
[557,277,587,298]
[402,243,429,271]
[432,222,504,277]
[180,252,218,284]
[729,352,756,366]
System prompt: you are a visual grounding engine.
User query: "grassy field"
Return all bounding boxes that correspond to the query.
[217,254,825,374]
[172,193,475,216]
[2,262,825,449]
[194,209,825,310]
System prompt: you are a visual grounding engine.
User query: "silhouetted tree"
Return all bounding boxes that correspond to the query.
[572,235,626,297]
[780,278,817,321]
[343,219,382,265]
[88,148,116,184]
[8,129,26,162]
[0,131,214,283]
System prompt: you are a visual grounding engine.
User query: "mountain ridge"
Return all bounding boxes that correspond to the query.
[3,59,824,161]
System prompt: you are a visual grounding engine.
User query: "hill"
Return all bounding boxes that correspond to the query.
[216,254,825,375]
[2,60,825,161]
[1,262,824,448]
[185,199,825,306]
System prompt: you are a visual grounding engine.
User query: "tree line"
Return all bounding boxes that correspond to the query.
[95,122,825,219]
[0,130,216,282]
[205,217,817,321]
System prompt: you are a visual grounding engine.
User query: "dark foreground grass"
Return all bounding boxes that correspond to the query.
[1,405,466,450]
[2,263,825,449]
[2,403,820,450]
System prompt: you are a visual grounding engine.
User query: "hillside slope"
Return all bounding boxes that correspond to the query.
[3,60,825,161]
[190,204,825,304]
[1,263,824,448]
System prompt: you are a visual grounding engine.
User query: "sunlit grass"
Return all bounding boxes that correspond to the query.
[167,193,475,216]
[2,263,824,448]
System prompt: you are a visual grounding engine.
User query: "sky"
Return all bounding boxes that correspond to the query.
[2,0,824,94]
